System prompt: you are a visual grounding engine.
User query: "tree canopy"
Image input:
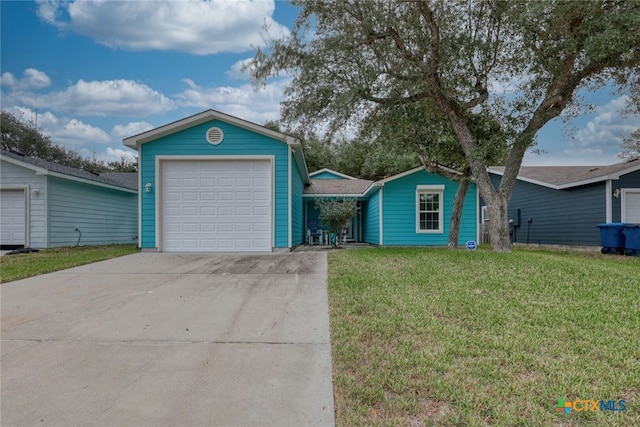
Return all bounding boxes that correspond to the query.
[619,129,640,160]
[315,198,359,248]
[1,110,137,172]
[250,0,640,251]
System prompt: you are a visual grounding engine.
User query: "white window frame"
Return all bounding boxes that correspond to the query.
[416,185,444,234]
[621,188,640,222]
[481,205,490,223]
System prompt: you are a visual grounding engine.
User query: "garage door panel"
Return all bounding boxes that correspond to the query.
[236,176,252,186]
[219,192,234,201]
[254,221,269,230]
[254,206,270,215]
[1,190,26,246]
[162,159,272,252]
[236,192,251,201]
[182,207,198,216]
[219,207,234,216]
[219,178,234,187]
[236,207,252,216]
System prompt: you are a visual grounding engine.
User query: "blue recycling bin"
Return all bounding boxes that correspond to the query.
[597,223,626,254]
[622,224,640,256]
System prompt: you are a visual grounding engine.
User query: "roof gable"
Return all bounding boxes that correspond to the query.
[123,109,309,184]
[309,168,356,180]
[124,109,298,147]
[1,150,138,192]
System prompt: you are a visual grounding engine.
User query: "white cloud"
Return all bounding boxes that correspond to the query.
[6,106,110,147]
[175,77,288,124]
[226,58,255,80]
[103,147,137,162]
[36,0,289,55]
[571,96,640,150]
[111,121,154,140]
[0,68,51,90]
[38,116,111,148]
[3,77,174,117]
[0,72,17,87]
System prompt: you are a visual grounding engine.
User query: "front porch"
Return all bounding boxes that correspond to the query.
[304,199,367,245]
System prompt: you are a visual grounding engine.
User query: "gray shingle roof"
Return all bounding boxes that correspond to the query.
[304,178,374,196]
[99,172,138,190]
[488,158,640,188]
[1,149,138,191]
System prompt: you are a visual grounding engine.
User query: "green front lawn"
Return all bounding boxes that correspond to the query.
[0,244,139,283]
[329,247,639,426]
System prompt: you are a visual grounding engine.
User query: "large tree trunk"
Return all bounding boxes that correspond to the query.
[448,176,470,249]
[483,191,511,252]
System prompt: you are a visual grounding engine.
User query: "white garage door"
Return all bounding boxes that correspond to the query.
[162,160,272,252]
[1,190,26,246]
[623,190,640,223]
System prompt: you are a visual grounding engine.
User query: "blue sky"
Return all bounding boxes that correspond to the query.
[1,0,638,167]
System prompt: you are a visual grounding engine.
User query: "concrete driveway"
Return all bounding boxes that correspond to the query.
[1,252,334,426]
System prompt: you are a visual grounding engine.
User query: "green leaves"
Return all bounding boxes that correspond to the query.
[1,109,137,172]
[250,0,640,250]
[315,198,359,247]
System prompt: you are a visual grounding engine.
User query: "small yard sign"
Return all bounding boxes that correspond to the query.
[466,240,477,251]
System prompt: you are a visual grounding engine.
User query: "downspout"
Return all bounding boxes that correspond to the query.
[605,180,612,223]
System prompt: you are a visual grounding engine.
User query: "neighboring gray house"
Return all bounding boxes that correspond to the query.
[485,158,640,246]
[0,149,138,249]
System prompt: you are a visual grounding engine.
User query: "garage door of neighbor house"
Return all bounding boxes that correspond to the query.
[0,190,26,246]
[623,190,640,223]
[161,160,272,252]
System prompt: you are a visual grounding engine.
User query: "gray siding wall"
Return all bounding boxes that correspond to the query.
[489,174,605,246]
[0,160,48,248]
[47,176,137,247]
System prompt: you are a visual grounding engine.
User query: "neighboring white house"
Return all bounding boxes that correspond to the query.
[0,149,138,249]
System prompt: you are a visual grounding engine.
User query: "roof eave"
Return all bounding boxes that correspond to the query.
[1,154,137,193]
[488,162,640,189]
[308,168,357,180]
[302,193,369,200]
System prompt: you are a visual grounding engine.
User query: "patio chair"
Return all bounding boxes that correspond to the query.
[307,220,322,245]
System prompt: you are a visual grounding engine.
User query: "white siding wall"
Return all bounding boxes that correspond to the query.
[0,160,48,248]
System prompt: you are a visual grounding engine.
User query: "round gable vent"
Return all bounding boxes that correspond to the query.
[206,127,224,145]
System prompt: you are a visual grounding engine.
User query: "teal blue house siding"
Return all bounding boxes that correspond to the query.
[139,118,290,249]
[126,110,487,251]
[381,170,477,246]
[291,152,305,246]
[47,176,137,247]
[363,189,380,244]
[311,171,344,180]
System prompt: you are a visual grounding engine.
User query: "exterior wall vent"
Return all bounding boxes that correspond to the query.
[206,127,224,145]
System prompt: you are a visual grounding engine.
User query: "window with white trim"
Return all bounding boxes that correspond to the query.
[416,185,444,233]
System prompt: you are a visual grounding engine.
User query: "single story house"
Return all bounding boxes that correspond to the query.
[123,109,479,252]
[0,149,138,249]
[486,158,640,246]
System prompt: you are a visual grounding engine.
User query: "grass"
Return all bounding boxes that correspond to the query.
[328,247,640,426]
[0,244,139,283]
